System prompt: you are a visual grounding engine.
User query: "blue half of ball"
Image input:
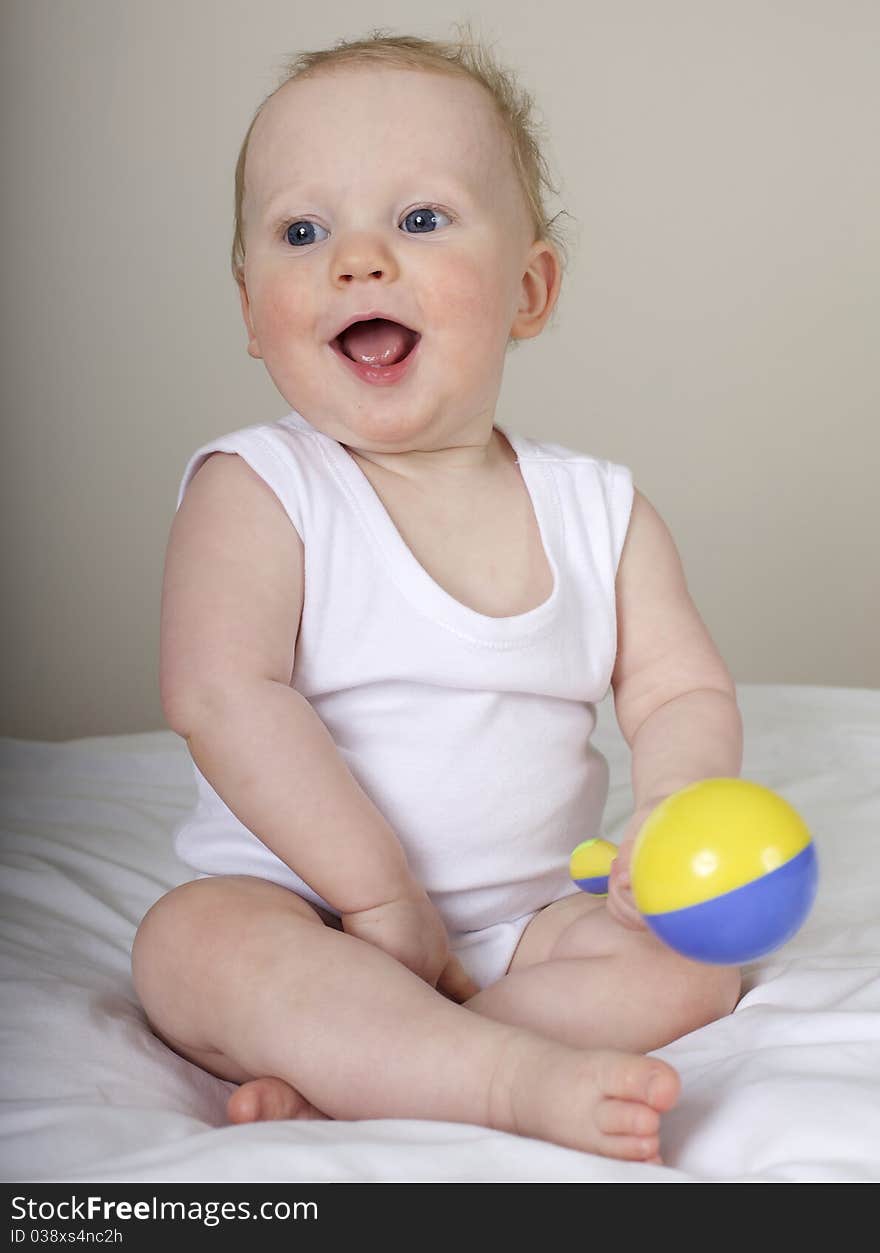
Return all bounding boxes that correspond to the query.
[573,874,610,896]
[642,843,818,965]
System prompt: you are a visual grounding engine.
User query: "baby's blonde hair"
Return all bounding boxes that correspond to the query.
[231,22,574,336]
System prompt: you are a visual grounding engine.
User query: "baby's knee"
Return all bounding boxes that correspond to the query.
[131,875,326,1017]
[131,879,212,1012]
[675,959,742,1032]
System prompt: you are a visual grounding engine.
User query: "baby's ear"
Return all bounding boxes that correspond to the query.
[510,240,562,342]
[236,276,263,360]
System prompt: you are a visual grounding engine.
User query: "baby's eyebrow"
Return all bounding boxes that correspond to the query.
[261,186,326,219]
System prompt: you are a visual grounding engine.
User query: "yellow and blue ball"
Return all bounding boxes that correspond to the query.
[631,778,818,964]
[569,838,618,896]
[570,779,819,965]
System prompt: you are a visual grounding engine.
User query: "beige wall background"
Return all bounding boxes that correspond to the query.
[2,0,877,741]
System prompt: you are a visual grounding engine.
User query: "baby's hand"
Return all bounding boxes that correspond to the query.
[605,805,659,931]
[342,889,479,1003]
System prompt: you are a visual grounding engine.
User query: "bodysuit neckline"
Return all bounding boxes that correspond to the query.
[279,412,566,647]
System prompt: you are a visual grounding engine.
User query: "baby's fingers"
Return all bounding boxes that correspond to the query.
[606,873,647,931]
[606,893,647,930]
[436,955,480,1003]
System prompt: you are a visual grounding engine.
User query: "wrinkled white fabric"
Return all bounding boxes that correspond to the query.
[1,685,878,1182]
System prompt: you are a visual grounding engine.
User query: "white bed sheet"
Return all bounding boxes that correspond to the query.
[1,683,878,1183]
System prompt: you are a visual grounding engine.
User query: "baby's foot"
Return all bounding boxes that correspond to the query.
[490,1036,680,1164]
[227,1076,330,1124]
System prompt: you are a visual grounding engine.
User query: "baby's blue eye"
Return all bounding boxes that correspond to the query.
[284,206,450,247]
[286,221,328,247]
[401,207,450,234]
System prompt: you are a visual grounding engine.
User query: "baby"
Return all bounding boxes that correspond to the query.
[132,30,743,1165]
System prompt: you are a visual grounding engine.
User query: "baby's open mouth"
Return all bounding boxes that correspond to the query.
[332,318,420,368]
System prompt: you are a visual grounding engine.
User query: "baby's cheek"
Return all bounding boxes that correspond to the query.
[249,270,312,345]
[259,288,306,344]
[437,258,509,336]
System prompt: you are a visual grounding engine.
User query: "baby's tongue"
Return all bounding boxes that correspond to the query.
[339,318,411,366]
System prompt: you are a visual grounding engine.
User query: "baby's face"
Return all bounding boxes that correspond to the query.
[238,66,558,455]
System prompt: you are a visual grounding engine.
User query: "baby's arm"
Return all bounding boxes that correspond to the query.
[160,452,477,999]
[606,490,744,928]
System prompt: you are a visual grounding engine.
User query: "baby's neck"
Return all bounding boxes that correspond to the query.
[345,426,512,492]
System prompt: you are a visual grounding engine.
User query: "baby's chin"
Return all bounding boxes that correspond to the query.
[309,410,437,450]
[291,402,478,456]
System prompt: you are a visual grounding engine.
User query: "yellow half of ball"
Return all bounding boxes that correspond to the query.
[631,778,812,915]
[569,838,618,881]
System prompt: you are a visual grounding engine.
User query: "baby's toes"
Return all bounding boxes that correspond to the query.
[227,1076,327,1124]
[596,1051,681,1113]
[597,1097,661,1141]
[595,1104,662,1162]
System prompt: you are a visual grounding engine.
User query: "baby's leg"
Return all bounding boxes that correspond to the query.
[465,893,742,1051]
[132,875,680,1162]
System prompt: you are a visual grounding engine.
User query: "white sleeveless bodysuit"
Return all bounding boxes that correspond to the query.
[172,410,634,988]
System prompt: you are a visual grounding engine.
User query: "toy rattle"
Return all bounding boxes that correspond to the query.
[569,778,818,965]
